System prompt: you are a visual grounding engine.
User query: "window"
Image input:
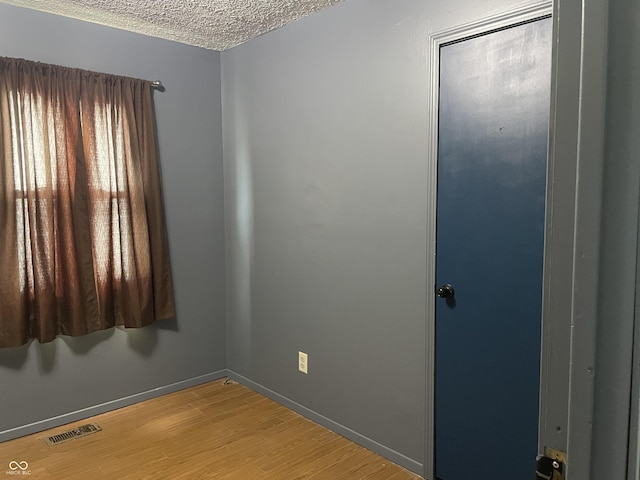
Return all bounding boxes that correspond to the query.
[0,57,175,348]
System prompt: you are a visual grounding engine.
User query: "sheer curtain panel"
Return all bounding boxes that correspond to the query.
[0,57,175,348]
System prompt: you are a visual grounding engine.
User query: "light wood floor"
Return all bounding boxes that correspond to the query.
[1,379,422,479]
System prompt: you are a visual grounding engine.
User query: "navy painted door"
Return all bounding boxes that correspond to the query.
[435,18,552,480]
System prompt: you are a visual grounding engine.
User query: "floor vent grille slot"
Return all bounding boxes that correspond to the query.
[43,423,102,446]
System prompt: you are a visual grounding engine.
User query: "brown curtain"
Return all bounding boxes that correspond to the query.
[0,57,175,348]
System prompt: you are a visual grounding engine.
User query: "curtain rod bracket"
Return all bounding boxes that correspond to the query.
[151,81,164,92]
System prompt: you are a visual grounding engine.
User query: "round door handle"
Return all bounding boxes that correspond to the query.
[436,283,455,298]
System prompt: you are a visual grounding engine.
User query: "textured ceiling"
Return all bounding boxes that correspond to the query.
[0,0,342,50]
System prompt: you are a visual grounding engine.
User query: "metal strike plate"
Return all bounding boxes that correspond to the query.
[544,447,567,465]
[536,447,566,480]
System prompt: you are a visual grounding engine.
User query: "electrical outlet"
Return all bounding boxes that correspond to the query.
[298,351,308,374]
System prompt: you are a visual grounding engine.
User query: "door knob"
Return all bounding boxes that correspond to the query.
[436,283,455,298]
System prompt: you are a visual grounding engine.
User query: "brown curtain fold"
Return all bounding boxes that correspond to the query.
[0,57,175,348]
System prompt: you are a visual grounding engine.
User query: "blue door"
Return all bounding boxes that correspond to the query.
[435,18,552,480]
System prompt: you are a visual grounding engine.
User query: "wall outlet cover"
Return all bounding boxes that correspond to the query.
[298,351,308,374]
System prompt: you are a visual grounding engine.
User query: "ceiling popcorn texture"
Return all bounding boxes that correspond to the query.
[0,0,342,50]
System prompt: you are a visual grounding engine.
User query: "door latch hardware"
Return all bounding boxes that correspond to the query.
[536,447,566,480]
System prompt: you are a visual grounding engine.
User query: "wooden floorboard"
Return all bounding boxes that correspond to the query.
[1,379,422,479]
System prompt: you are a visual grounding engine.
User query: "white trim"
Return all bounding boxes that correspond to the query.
[425,3,552,478]
[0,370,227,443]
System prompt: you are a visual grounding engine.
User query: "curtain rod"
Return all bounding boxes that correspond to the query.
[151,81,164,91]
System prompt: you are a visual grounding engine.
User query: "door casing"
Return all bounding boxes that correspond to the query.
[424,2,552,478]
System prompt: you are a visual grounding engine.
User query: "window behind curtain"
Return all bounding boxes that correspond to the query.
[0,57,175,348]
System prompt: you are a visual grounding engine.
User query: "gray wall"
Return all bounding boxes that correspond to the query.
[222,0,538,471]
[5,0,634,477]
[0,3,226,438]
[592,0,640,476]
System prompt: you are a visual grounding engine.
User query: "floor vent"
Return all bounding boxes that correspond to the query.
[43,423,102,446]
